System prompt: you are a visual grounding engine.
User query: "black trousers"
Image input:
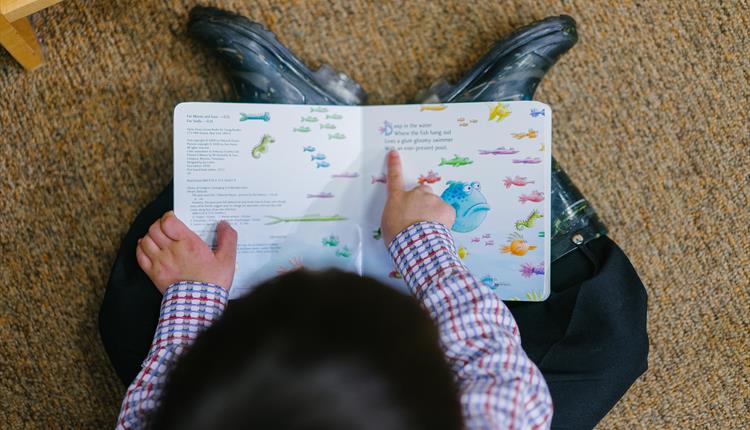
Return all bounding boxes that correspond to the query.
[99,181,648,430]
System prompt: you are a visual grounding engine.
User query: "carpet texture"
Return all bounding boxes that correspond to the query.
[1,0,748,428]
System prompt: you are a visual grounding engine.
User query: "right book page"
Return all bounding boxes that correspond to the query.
[360,101,552,301]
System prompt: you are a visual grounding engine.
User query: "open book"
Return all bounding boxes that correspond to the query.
[174,101,552,301]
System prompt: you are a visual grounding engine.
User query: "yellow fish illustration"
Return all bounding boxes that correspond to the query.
[458,246,469,260]
[511,129,538,139]
[501,232,537,256]
[420,104,447,111]
[539,143,545,151]
[488,102,512,122]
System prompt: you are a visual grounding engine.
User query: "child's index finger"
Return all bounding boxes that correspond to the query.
[386,150,405,194]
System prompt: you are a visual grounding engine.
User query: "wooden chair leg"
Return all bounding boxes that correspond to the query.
[0,14,43,70]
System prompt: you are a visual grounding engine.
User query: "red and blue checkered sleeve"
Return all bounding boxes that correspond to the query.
[115,281,228,430]
[389,221,553,430]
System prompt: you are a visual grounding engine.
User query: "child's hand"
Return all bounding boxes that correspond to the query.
[381,150,455,245]
[136,211,238,294]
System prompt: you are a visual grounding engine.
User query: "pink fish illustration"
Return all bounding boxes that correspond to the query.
[520,262,545,278]
[471,237,481,243]
[371,174,387,184]
[478,147,519,155]
[482,233,492,239]
[388,270,403,279]
[418,170,441,184]
[518,191,545,204]
[513,157,542,164]
[332,172,359,178]
[307,192,334,198]
[503,176,535,188]
[484,240,495,246]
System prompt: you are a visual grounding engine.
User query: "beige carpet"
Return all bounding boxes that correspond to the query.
[1,0,748,428]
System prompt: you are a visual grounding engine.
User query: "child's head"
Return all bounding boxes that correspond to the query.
[149,269,462,430]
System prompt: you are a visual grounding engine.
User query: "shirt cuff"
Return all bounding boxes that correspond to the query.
[387,221,466,299]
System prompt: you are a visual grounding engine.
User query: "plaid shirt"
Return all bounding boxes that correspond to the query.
[116,221,552,429]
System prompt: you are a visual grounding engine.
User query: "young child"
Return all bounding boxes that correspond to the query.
[116,151,552,429]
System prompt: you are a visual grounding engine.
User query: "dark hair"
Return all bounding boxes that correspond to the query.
[148,269,462,430]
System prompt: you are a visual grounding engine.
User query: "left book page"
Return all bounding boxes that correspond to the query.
[174,102,365,299]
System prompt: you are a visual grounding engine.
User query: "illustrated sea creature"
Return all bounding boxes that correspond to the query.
[457,247,469,260]
[336,246,352,258]
[530,108,545,118]
[301,116,318,122]
[459,122,469,127]
[481,275,500,290]
[311,153,327,161]
[503,176,535,188]
[519,191,545,204]
[457,117,466,122]
[316,161,330,168]
[240,112,270,122]
[488,102,512,122]
[302,145,316,152]
[513,157,542,164]
[538,231,545,238]
[320,123,336,129]
[265,214,346,225]
[277,257,304,274]
[482,233,491,239]
[307,192,334,199]
[440,180,490,233]
[326,113,343,120]
[294,126,311,133]
[372,227,382,240]
[539,143,545,151]
[484,240,495,246]
[388,270,402,279]
[321,235,340,247]
[520,262,545,278]
[311,107,328,113]
[515,210,543,231]
[478,147,518,155]
[332,172,359,178]
[378,120,393,136]
[501,232,537,256]
[371,174,387,184]
[439,154,473,167]
[417,170,441,185]
[329,133,345,140]
[511,129,538,139]
[251,134,275,159]
[420,104,447,111]
[471,237,481,243]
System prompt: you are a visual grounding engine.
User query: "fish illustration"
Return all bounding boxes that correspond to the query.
[332,172,360,178]
[326,113,343,120]
[513,157,542,164]
[320,123,336,129]
[371,174,387,184]
[311,153,327,161]
[481,275,500,290]
[276,256,304,274]
[458,247,469,260]
[439,154,473,167]
[336,246,352,258]
[420,104,447,111]
[240,112,270,122]
[530,108,545,118]
[265,214,347,225]
[251,134,275,159]
[316,161,330,168]
[488,102,512,122]
[511,129,538,139]
[520,262,545,278]
[417,170,441,185]
[293,126,311,133]
[329,133,346,140]
[321,235,340,247]
[538,231,545,238]
[503,176,535,188]
[519,191,545,204]
[372,227,382,240]
[307,192,334,199]
[302,145,316,152]
[478,147,519,155]
[501,232,537,256]
[301,116,318,122]
[515,209,543,231]
[484,240,495,246]
[388,270,403,279]
[378,120,393,136]
[440,181,490,233]
[539,144,545,151]
[482,233,491,239]
[311,107,328,113]
[471,237,481,243]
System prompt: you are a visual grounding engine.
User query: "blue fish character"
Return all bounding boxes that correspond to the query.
[530,108,545,118]
[440,181,490,233]
[311,153,327,161]
[480,275,499,290]
[302,146,316,152]
[316,161,330,169]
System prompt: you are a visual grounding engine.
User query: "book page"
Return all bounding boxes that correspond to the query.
[173,102,365,299]
[361,101,552,301]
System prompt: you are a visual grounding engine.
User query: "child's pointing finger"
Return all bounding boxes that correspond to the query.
[386,150,405,195]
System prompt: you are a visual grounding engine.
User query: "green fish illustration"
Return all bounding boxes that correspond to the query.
[293,126,311,133]
[326,113,343,120]
[329,133,345,140]
[311,107,329,113]
[251,134,275,159]
[301,116,319,123]
[240,112,270,121]
[321,235,340,247]
[265,214,347,225]
[320,123,336,130]
[372,227,382,240]
[336,246,352,258]
[515,209,543,231]
[439,154,473,167]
